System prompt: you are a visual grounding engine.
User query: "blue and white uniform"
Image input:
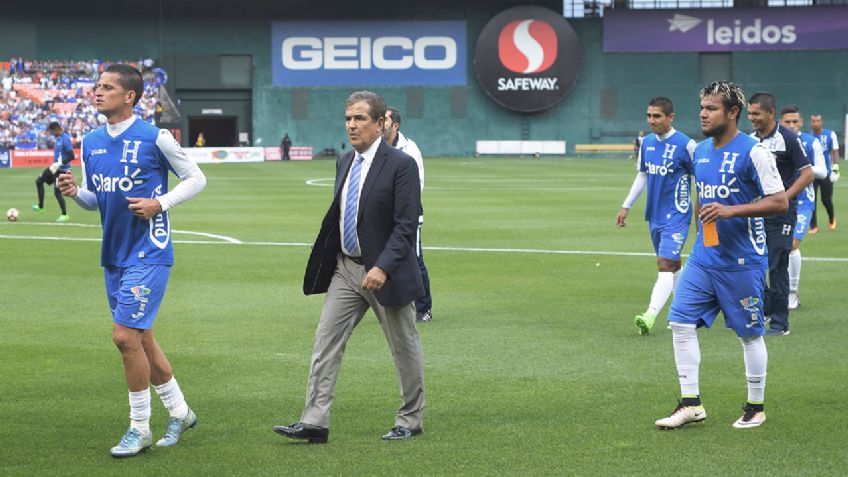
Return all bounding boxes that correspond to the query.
[794,132,826,241]
[623,128,696,260]
[73,116,206,329]
[810,128,839,178]
[53,132,75,172]
[668,132,784,337]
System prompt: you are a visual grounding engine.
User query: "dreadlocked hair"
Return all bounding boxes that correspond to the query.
[700,81,745,123]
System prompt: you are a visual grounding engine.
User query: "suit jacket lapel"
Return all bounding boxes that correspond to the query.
[358,141,388,220]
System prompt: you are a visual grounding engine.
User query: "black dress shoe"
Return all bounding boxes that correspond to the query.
[273,422,329,444]
[381,426,422,440]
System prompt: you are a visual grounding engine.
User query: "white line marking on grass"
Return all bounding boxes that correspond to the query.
[3,233,846,262]
[305,178,334,187]
[0,221,243,243]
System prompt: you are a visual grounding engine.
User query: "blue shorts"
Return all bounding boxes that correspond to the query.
[667,260,766,337]
[650,222,689,261]
[794,198,815,241]
[104,264,171,330]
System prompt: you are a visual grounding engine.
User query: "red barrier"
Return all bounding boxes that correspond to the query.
[11,149,82,168]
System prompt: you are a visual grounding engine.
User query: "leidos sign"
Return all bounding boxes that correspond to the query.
[272,21,466,86]
[474,6,581,113]
[604,7,848,52]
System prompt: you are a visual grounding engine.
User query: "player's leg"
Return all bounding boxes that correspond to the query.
[33,168,50,211]
[819,178,836,229]
[789,201,812,310]
[809,180,820,232]
[142,329,197,447]
[414,219,433,322]
[111,323,154,457]
[52,176,69,222]
[655,262,717,429]
[714,268,768,428]
[763,219,792,334]
[636,225,686,335]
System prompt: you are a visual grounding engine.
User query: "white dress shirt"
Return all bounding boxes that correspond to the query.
[339,137,382,257]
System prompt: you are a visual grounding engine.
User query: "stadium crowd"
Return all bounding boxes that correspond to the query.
[1,58,162,150]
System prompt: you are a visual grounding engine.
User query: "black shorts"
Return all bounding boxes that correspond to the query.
[38,167,60,186]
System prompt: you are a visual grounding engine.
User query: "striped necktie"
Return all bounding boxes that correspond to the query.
[343,155,364,255]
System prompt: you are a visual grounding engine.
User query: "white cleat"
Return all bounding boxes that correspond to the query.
[655,402,707,429]
[788,291,800,310]
[733,405,766,429]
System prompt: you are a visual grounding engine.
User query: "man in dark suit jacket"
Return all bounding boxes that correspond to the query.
[274,91,425,443]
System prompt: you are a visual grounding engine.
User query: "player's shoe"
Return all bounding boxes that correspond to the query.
[634,311,656,335]
[655,401,707,430]
[809,226,819,235]
[110,428,152,457]
[788,291,800,310]
[156,408,197,447]
[56,214,70,223]
[32,205,43,212]
[416,310,432,323]
[732,403,766,429]
[829,220,837,231]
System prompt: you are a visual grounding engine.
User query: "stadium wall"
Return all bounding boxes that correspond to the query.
[2,3,846,156]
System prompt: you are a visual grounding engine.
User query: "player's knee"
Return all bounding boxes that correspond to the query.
[112,330,140,353]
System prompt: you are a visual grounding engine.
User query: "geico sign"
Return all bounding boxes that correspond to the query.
[281,36,457,70]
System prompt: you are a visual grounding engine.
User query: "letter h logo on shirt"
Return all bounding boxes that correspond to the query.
[719,152,739,174]
[121,140,142,164]
[662,144,677,160]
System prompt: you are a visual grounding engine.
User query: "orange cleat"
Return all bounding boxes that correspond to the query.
[829,220,837,231]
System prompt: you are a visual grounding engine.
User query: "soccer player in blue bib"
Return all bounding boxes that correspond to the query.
[33,122,74,222]
[809,114,841,232]
[58,64,206,457]
[616,97,695,335]
[779,106,827,310]
[655,81,787,430]
[748,93,813,336]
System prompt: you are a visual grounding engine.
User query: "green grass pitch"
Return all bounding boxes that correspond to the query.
[1,158,846,475]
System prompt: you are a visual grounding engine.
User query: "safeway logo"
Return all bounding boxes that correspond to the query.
[498,19,557,74]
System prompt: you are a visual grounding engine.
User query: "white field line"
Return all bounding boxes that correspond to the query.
[1,231,846,262]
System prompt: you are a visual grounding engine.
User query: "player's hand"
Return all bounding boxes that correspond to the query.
[127,197,163,220]
[699,202,734,224]
[831,164,840,183]
[362,266,387,291]
[57,171,78,197]
[48,162,60,174]
[615,208,629,228]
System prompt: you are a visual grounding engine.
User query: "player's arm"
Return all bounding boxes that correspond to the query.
[128,129,207,219]
[406,139,424,192]
[810,138,827,180]
[616,172,647,228]
[700,146,787,222]
[830,131,840,182]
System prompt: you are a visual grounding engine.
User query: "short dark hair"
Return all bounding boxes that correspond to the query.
[699,80,746,124]
[748,92,776,113]
[47,121,62,131]
[386,106,401,126]
[780,104,800,117]
[648,97,674,115]
[345,90,386,123]
[104,63,144,106]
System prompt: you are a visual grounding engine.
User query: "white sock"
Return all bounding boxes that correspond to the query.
[740,336,768,404]
[788,249,801,292]
[129,389,151,434]
[672,270,681,293]
[647,271,675,315]
[671,323,700,397]
[153,376,190,419]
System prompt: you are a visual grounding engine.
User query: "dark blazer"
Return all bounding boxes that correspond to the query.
[304,139,424,306]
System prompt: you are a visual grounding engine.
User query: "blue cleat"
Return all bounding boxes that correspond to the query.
[157,408,197,447]
[110,428,152,457]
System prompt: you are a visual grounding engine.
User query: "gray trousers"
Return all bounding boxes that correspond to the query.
[300,255,426,430]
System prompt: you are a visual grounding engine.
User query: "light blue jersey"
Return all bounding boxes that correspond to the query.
[53,132,74,172]
[81,120,175,267]
[689,132,784,271]
[638,130,695,226]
